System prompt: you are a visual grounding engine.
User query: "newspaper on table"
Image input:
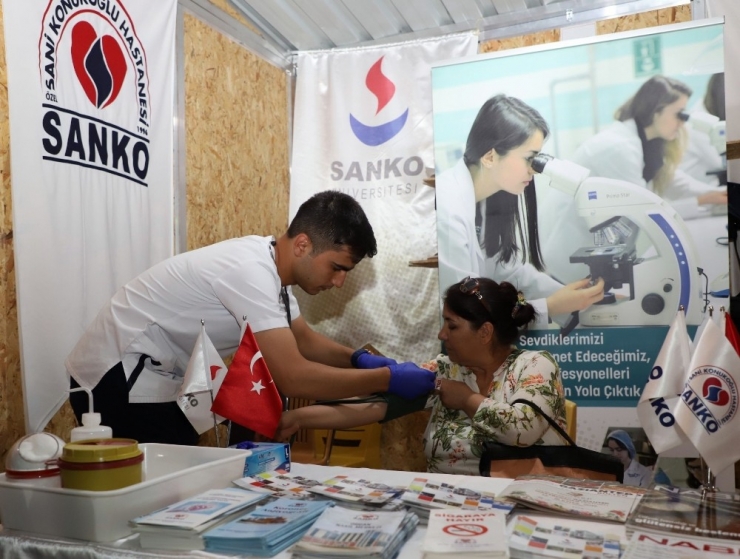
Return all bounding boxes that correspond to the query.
[202,497,333,557]
[400,476,515,523]
[422,509,508,558]
[306,474,404,509]
[625,485,740,541]
[292,505,419,558]
[498,475,646,523]
[623,530,740,559]
[233,469,319,500]
[508,515,624,559]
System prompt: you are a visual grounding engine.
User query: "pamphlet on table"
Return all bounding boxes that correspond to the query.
[422,509,508,558]
[498,475,645,523]
[625,485,740,541]
[292,505,419,558]
[509,515,624,559]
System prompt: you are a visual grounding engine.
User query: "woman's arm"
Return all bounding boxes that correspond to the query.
[275,401,387,441]
[470,351,564,446]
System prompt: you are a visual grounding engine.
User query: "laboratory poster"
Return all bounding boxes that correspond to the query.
[3,0,177,432]
[431,20,727,451]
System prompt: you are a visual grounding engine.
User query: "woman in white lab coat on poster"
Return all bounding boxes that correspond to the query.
[436,94,604,326]
[540,75,727,284]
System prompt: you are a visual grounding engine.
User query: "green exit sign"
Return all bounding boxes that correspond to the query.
[634,36,662,77]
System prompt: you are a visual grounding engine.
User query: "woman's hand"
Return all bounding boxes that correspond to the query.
[546,277,605,316]
[697,189,727,206]
[438,379,478,411]
[274,410,301,441]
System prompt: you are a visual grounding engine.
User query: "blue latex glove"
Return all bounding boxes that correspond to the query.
[352,348,397,369]
[387,362,436,399]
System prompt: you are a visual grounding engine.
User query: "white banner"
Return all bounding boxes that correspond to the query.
[3,0,177,432]
[289,34,477,362]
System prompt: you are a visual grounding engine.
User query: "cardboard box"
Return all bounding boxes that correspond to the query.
[231,441,290,476]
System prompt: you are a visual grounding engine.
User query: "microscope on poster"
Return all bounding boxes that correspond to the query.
[532,154,703,327]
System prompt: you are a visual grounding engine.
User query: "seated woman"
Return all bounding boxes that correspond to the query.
[277,277,568,475]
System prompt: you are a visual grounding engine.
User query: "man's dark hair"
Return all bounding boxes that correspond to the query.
[287,190,377,262]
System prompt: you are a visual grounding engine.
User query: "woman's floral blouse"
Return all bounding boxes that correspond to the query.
[421,349,567,475]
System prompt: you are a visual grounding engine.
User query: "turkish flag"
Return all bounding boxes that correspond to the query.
[724,311,740,356]
[211,324,282,438]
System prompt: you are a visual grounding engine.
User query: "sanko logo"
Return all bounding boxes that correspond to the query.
[349,56,408,147]
[38,0,151,186]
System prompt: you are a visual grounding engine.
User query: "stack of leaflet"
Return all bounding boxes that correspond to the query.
[233,469,319,500]
[423,509,508,558]
[306,475,405,511]
[400,477,514,524]
[129,488,268,551]
[292,505,419,558]
[202,497,332,556]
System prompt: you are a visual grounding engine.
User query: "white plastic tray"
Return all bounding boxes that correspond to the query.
[0,443,250,542]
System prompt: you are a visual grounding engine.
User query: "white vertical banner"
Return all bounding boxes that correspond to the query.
[290,34,477,362]
[3,0,177,432]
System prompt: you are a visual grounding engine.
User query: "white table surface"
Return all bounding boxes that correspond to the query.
[0,463,624,558]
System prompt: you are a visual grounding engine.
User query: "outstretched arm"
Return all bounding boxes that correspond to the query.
[290,316,354,367]
[276,402,387,441]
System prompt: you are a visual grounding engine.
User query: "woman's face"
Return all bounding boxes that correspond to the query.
[606,439,632,468]
[649,94,689,141]
[437,304,486,367]
[482,129,544,197]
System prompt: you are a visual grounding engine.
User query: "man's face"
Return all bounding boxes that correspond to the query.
[296,244,357,295]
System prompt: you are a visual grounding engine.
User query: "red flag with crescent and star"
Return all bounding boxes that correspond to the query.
[211,323,282,438]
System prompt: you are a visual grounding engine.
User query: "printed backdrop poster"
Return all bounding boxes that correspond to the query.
[431,20,727,450]
[290,34,477,363]
[3,0,177,432]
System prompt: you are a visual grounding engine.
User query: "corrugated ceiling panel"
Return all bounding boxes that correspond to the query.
[294,0,373,47]
[241,0,334,50]
[491,0,530,14]
[389,0,455,31]
[338,0,411,42]
[441,0,486,24]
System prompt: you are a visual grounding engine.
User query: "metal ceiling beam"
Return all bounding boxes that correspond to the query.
[180,0,291,69]
[389,0,455,31]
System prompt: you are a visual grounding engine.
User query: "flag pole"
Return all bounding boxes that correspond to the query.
[202,319,221,448]
[698,306,717,495]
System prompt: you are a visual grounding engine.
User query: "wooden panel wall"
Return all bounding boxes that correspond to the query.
[380,5,691,473]
[0,2,288,466]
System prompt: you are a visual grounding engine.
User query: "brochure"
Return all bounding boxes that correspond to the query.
[292,505,419,558]
[130,488,267,530]
[498,475,646,523]
[623,530,740,559]
[203,497,333,556]
[625,485,740,541]
[233,469,318,500]
[307,474,402,506]
[400,477,515,519]
[422,509,508,558]
[509,515,624,559]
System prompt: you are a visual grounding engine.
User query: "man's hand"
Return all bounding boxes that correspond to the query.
[546,277,605,316]
[387,362,436,399]
[274,410,301,441]
[352,349,397,369]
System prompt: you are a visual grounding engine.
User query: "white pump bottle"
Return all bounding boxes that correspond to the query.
[68,387,113,442]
